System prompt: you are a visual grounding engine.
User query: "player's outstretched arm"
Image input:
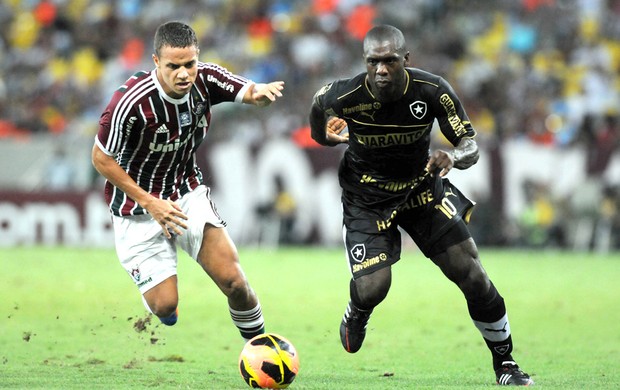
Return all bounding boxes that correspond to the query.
[243,81,285,106]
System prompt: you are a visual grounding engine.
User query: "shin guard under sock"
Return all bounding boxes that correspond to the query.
[467,282,514,368]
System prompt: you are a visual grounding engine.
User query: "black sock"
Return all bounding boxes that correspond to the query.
[467,281,514,369]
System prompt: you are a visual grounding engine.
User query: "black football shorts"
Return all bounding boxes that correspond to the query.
[342,176,475,279]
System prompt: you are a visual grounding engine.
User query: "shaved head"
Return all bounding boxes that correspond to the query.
[363,25,407,56]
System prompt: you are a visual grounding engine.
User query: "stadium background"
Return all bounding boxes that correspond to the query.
[0,0,618,252]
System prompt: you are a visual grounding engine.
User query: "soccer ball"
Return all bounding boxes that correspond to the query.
[239,333,300,389]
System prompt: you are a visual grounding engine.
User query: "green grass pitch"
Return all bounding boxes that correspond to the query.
[2,247,619,389]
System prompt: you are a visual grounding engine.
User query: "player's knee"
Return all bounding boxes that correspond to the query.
[222,275,251,300]
[356,286,388,308]
[352,270,391,309]
[459,266,490,299]
[153,303,178,318]
[148,298,178,318]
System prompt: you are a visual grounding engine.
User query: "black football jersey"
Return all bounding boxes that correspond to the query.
[313,67,476,199]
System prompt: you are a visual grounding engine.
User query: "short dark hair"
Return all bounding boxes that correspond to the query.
[154,21,199,56]
[363,25,407,55]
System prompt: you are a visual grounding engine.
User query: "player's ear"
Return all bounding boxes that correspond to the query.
[153,53,160,67]
[404,51,410,66]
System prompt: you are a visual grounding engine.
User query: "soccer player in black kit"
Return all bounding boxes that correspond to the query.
[309,25,533,386]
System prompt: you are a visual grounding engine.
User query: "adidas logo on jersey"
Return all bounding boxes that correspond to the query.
[156,124,169,134]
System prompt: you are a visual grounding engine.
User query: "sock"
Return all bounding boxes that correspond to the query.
[343,301,372,327]
[230,303,265,341]
[467,281,514,369]
[159,308,178,326]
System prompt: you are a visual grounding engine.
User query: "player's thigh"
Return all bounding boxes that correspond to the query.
[113,214,178,294]
[399,177,475,258]
[176,185,227,260]
[342,198,402,280]
[196,225,245,286]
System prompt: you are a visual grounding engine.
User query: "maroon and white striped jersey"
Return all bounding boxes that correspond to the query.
[96,62,252,216]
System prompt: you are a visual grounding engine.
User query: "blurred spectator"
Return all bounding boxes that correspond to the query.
[581,113,620,176]
[42,147,76,191]
[517,179,568,248]
[571,113,620,251]
[594,184,619,252]
[255,175,298,246]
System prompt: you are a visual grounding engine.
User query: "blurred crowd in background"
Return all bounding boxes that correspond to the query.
[1,0,619,250]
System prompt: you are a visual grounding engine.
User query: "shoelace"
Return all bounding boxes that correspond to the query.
[346,310,370,330]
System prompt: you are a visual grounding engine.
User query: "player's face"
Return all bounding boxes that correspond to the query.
[364,40,409,103]
[153,45,199,98]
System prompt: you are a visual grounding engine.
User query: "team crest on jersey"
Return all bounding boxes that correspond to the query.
[350,244,366,263]
[130,267,141,282]
[410,101,427,119]
[180,112,191,127]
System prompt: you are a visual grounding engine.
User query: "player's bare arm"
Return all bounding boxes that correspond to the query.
[91,145,188,238]
[309,104,349,146]
[243,81,285,106]
[426,138,479,177]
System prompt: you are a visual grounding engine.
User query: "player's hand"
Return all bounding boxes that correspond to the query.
[146,198,189,238]
[251,81,285,106]
[426,150,454,177]
[326,117,349,144]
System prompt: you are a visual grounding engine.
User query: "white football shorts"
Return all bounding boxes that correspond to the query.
[112,185,226,293]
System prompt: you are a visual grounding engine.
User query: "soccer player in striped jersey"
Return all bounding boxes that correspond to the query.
[92,21,284,341]
[309,25,533,385]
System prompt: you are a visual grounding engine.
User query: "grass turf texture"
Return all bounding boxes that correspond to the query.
[2,247,619,389]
